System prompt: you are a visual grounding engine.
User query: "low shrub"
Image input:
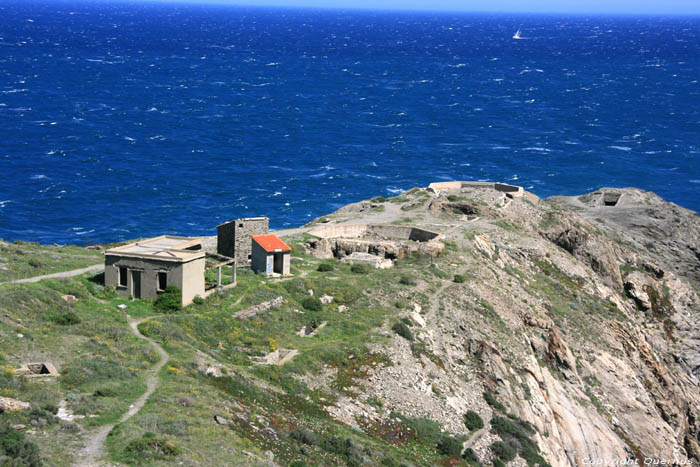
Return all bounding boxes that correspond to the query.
[320,436,368,465]
[464,410,484,431]
[462,447,481,466]
[391,322,413,341]
[154,286,182,314]
[122,433,181,462]
[350,264,370,274]
[491,415,550,467]
[436,435,464,456]
[192,296,205,305]
[289,427,320,446]
[51,311,80,326]
[453,274,467,283]
[393,413,442,445]
[491,440,517,462]
[301,296,323,312]
[317,263,334,272]
[0,417,43,466]
[483,392,506,412]
[399,274,416,286]
[493,459,506,467]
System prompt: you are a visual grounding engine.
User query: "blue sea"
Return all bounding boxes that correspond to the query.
[1,1,699,244]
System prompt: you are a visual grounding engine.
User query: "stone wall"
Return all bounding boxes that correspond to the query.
[217,217,269,267]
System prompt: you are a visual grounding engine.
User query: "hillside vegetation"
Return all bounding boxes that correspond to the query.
[1,184,699,466]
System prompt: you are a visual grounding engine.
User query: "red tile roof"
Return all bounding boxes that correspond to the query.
[252,234,291,253]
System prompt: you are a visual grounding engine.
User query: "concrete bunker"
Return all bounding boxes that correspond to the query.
[305,224,443,261]
[17,362,59,377]
[427,181,524,198]
[603,192,621,207]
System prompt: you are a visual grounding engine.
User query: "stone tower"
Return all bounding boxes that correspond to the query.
[217,217,269,267]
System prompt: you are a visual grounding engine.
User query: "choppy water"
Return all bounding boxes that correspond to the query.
[1,1,699,244]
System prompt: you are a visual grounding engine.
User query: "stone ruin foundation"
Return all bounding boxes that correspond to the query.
[305,224,444,261]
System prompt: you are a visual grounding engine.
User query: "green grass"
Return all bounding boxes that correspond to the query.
[0,241,103,282]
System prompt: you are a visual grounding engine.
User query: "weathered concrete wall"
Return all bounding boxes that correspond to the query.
[309,224,439,243]
[180,258,205,305]
[105,255,204,305]
[368,225,439,242]
[428,181,494,192]
[251,241,269,274]
[427,181,524,197]
[217,217,269,267]
[282,252,290,275]
[217,222,236,258]
[308,224,368,239]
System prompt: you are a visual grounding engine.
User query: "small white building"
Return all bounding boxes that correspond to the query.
[251,234,291,276]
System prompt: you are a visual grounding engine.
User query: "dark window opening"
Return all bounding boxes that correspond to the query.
[248,254,252,260]
[603,193,621,207]
[118,267,128,287]
[157,272,167,292]
[27,363,50,375]
[239,223,243,227]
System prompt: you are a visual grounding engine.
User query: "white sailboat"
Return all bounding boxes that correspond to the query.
[513,28,523,40]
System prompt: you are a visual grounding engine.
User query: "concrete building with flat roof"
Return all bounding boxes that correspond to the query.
[104,236,205,305]
[251,234,291,276]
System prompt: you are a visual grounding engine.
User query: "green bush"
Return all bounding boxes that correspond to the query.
[453,274,467,283]
[154,286,182,313]
[393,413,442,445]
[399,274,416,286]
[491,440,517,462]
[491,415,550,467]
[50,311,80,326]
[320,436,367,465]
[317,263,334,272]
[289,461,308,467]
[0,417,43,466]
[436,435,464,456]
[122,434,181,462]
[493,459,506,467]
[464,410,484,431]
[462,447,481,466]
[483,392,506,412]
[391,322,413,341]
[301,296,323,312]
[192,296,205,305]
[350,264,370,274]
[289,427,320,446]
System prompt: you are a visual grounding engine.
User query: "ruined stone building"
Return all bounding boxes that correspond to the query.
[251,234,291,276]
[104,236,205,305]
[217,217,269,267]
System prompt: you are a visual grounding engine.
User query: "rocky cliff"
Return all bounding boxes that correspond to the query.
[304,183,700,466]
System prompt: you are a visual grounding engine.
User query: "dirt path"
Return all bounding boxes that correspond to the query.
[0,263,104,285]
[75,315,168,466]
